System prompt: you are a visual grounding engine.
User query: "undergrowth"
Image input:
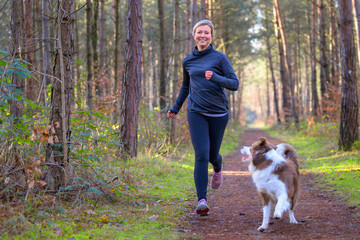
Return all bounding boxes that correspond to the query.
[0,51,243,239]
[267,121,360,214]
[1,120,242,239]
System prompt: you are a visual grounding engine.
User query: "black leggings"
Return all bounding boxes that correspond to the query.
[187,111,229,201]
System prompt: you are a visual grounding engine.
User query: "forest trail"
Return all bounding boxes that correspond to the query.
[182,128,360,240]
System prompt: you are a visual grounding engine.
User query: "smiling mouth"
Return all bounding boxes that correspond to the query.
[242,155,251,162]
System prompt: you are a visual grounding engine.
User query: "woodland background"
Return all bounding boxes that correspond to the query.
[0,0,359,237]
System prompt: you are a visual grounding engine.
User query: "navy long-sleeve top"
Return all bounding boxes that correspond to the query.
[170,44,239,115]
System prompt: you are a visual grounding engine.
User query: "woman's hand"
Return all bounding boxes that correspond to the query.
[205,70,213,80]
[168,110,176,119]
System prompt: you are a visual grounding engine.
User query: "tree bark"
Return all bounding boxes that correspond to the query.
[191,0,197,50]
[24,0,37,101]
[158,0,166,111]
[92,0,99,96]
[338,0,359,150]
[305,49,310,115]
[46,0,74,190]
[319,0,330,116]
[329,0,340,86]
[265,4,280,123]
[99,0,106,96]
[200,0,206,19]
[352,0,360,68]
[310,0,320,118]
[74,0,81,107]
[273,0,299,124]
[41,0,51,104]
[273,3,291,123]
[186,0,191,54]
[113,0,119,96]
[34,0,42,86]
[86,1,93,114]
[120,0,142,157]
[219,0,226,54]
[10,0,24,125]
[170,0,180,145]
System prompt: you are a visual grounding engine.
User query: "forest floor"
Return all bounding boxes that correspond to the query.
[180,128,360,240]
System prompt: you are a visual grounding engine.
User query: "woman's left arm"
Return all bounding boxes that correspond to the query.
[209,56,239,91]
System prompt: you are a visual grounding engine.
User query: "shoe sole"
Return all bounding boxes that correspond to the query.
[196,204,209,216]
[211,174,223,189]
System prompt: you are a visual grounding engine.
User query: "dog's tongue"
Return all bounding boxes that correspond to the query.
[242,156,249,162]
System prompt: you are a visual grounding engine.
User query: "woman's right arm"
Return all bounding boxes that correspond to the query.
[169,65,190,115]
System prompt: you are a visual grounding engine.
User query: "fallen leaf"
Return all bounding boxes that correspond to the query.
[164,208,172,214]
[36,180,47,187]
[28,180,35,189]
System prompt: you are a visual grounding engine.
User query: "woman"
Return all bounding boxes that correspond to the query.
[168,20,239,216]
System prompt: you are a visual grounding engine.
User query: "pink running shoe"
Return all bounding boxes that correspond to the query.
[196,199,209,216]
[211,169,223,189]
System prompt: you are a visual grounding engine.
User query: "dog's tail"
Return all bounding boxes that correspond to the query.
[276,143,299,168]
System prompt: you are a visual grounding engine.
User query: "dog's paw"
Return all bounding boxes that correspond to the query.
[290,219,298,224]
[273,214,282,219]
[257,226,266,232]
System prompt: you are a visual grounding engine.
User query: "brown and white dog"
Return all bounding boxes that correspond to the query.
[240,137,300,232]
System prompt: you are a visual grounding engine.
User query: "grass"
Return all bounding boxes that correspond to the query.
[1,123,243,240]
[267,122,360,212]
[2,148,195,240]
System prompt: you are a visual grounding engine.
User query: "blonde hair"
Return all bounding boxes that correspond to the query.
[192,19,215,37]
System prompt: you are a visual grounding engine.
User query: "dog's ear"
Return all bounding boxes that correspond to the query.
[258,137,267,145]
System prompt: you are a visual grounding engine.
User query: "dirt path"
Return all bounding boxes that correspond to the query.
[182,128,360,240]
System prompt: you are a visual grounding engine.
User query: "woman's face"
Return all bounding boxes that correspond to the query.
[193,25,213,51]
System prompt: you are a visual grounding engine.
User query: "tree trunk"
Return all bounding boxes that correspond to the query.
[273,0,299,124]
[319,0,330,116]
[120,0,142,157]
[305,49,310,115]
[219,0,226,54]
[265,4,280,123]
[24,0,37,101]
[338,0,359,150]
[186,0,191,54]
[158,0,166,111]
[46,0,74,190]
[310,0,320,118]
[74,0,81,108]
[273,3,291,123]
[207,0,211,19]
[99,0,106,96]
[41,0,51,105]
[294,22,300,117]
[329,0,340,86]
[170,0,180,145]
[352,0,360,68]
[150,31,157,109]
[191,0,197,50]
[10,0,24,125]
[236,68,244,124]
[92,0,99,96]
[266,58,270,119]
[200,0,206,19]
[86,1,93,114]
[34,0,42,88]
